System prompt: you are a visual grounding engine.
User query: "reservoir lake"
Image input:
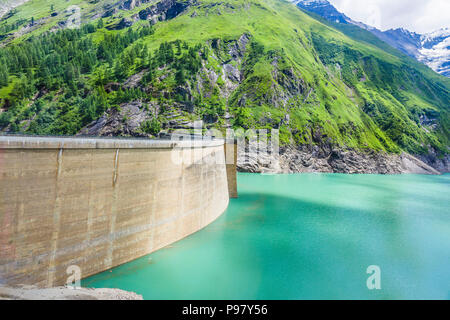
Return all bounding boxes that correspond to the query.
[83,173,450,300]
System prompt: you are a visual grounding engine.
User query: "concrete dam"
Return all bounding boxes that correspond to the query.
[0,135,237,287]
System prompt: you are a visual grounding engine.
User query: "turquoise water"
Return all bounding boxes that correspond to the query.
[82,173,450,300]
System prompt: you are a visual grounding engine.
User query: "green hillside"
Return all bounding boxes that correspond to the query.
[0,0,448,157]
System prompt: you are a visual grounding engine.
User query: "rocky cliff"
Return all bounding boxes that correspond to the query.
[237,143,442,175]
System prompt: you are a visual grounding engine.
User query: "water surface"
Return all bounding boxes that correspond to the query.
[83,173,450,300]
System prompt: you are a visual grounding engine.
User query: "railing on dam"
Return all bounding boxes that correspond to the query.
[0,135,236,287]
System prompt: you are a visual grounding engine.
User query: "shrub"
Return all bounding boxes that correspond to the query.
[140,118,161,135]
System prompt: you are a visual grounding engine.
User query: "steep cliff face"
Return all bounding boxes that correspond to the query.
[138,0,191,23]
[237,143,441,175]
[104,0,192,29]
[78,101,154,136]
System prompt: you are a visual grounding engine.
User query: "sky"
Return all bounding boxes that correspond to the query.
[329,0,450,34]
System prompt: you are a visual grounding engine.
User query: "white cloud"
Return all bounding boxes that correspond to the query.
[329,0,450,33]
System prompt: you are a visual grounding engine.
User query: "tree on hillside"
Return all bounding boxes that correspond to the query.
[0,64,8,87]
[175,68,185,85]
[114,59,127,81]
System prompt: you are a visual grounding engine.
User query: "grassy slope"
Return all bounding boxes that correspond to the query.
[0,0,449,155]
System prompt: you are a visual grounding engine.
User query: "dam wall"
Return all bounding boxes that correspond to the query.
[0,136,231,287]
[224,140,238,199]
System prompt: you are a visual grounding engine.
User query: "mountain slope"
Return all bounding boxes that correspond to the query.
[0,0,30,19]
[294,0,450,78]
[293,0,350,24]
[0,0,449,172]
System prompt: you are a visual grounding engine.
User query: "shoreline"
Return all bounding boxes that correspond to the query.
[0,285,142,300]
[237,145,448,175]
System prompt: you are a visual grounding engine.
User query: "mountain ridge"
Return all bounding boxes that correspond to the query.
[294,0,450,77]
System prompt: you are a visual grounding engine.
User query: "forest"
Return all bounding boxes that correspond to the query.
[0,18,203,135]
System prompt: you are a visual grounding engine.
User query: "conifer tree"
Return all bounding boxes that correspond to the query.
[0,64,8,87]
[175,68,185,85]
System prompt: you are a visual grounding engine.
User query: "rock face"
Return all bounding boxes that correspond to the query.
[138,0,190,22]
[237,144,442,175]
[0,285,142,300]
[0,0,30,20]
[416,152,450,173]
[120,0,141,11]
[84,0,190,27]
[78,101,153,137]
[102,8,118,18]
[106,18,134,30]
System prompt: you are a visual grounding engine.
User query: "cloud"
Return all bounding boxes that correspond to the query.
[329,0,450,33]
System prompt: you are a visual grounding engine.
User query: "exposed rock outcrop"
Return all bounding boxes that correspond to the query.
[237,143,442,175]
[0,0,30,20]
[102,8,119,18]
[138,0,190,22]
[123,70,147,89]
[78,101,154,137]
[416,152,450,173]
[106,18,134,30]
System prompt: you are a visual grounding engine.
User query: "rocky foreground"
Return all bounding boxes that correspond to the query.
[0,285,142,300]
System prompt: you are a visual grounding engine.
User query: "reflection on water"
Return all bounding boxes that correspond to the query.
[82,173,450,300]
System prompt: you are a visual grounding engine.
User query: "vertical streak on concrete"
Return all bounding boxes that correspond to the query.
[113,149,119,187]
[47,148,63,287]
[201,148,206,224]
[146,150,157,252]
[107,149,120,269]
[147,178,157,253]
[16,202,24,246]
[85,151,94,262]
[180,154,185,231]
[11,202,23,263]
[212,149,217,224]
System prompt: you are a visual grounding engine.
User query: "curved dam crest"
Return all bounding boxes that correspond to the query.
[0,135,236,287]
